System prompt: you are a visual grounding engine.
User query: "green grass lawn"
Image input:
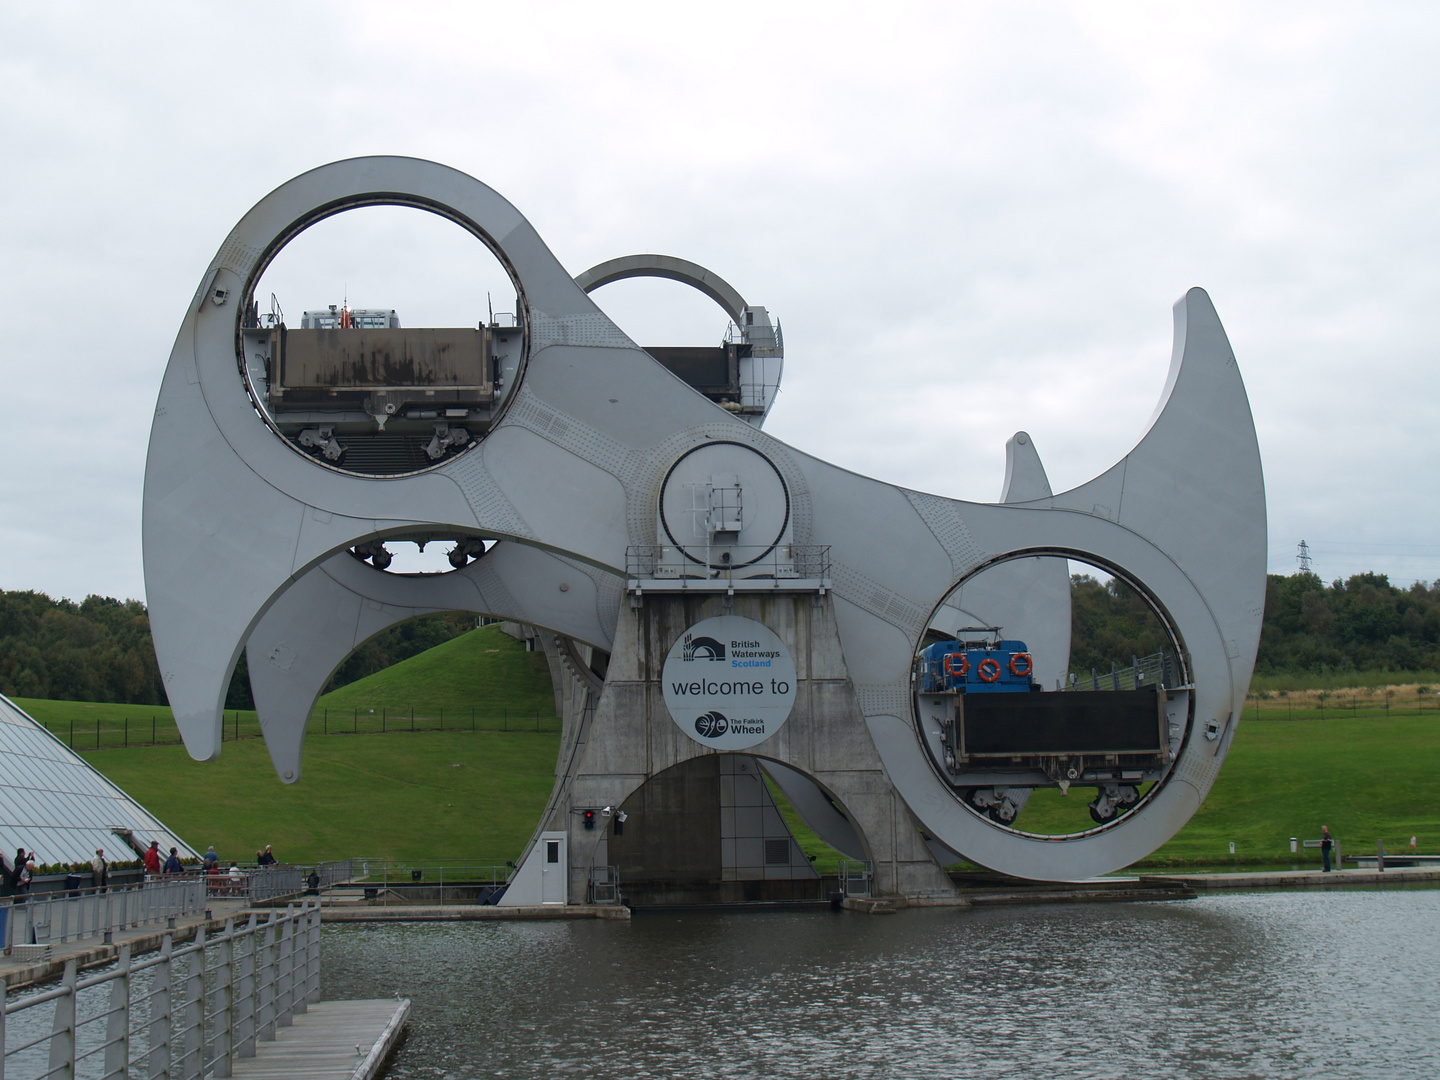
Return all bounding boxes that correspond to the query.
[1013,711,1440,868]
[14,624,560,750]
[12,624,564,869]
[16,635,1440,874]
[88,731,560,867]
[315,624,557,722]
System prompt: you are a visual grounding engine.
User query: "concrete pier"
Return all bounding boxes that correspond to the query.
[229,998,410,1080]
[1139,865,1440,890]
[319,903,631,922]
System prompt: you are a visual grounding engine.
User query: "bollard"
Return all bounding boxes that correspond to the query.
[1290,838,1298,854]
[1377,840,1385,872]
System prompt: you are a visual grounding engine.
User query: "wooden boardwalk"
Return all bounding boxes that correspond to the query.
[230,998,410,1080]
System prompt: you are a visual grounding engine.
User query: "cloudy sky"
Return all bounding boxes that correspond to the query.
[2,2,1436,603]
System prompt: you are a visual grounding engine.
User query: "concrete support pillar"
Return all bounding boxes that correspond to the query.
[555,591,959,904]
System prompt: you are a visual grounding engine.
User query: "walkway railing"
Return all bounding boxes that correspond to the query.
[194,867,304,905]
[2,879,205,957]
[311,860,354,891]
[1065,649,1177,692]
[195,861,355,905]
[0,899,320,1080]
[838,860,874,898]
[346,860,510,905]
[626,544,832,592]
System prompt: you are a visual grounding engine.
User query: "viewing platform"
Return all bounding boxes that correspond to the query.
[229,997,409,1080]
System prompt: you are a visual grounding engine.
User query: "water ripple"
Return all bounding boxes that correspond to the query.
[321,888,1440,1079]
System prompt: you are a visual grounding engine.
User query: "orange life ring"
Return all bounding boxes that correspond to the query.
[977,657,1001,682]
[943,653,969,678]
[1009,652,1033,677]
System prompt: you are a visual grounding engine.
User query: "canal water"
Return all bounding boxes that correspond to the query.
[323,887,1440,1079]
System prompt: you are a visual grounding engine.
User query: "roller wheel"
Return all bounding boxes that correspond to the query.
[1088,800,1116,825]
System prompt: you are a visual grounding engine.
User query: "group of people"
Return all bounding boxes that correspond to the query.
[138,842,278,878]
[141,842,188,877]
[8,848,37,899]
[5,841,283,901]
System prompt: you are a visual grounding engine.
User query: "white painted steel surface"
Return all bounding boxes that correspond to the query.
[143,157,1265,881]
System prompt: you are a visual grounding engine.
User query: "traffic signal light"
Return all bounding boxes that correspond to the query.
[582,809,596,830]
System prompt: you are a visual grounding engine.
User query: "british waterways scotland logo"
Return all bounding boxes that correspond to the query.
[682,633,727,661]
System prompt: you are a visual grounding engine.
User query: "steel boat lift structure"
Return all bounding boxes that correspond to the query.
[143,157,1265,893]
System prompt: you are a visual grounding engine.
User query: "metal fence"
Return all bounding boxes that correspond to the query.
[626,543,832,589]
[3,880,205,957]
[838,860,874,898]
[192,860,354,905]
[1243,683,1440,721]
[310,861,355,891]
[343,860,510,905]
[1066,650,1177,692]
[0,899,320,1080]
[187,868,303,906]
[38,708,562,750]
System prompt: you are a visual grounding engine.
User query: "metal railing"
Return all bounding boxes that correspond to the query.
[0,899,320,1080]
[344,860,510,905]
[310,860,355,891]
[192,861,354,905]
[626,543,831,592]
[588,865,620,905]
[189,867,304,906]
[3,879,205,956]
[838,860,874,898]
[1066,650,1177,692]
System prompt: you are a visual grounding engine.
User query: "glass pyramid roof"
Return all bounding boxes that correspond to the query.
[0,694,196,869]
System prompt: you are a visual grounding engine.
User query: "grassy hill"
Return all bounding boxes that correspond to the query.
[14,628,1440,873]
[1016,711,1440,866]
[87,733,558,867]
[15,624,564,866]
[315,624,557,721]
[14,624,560,750]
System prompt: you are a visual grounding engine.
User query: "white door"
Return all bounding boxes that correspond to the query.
[540,832,567,904]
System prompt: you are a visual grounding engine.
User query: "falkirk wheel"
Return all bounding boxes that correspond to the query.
[143,156,1266,901]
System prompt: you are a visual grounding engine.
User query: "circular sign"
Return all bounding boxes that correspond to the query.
[661,615,797,750]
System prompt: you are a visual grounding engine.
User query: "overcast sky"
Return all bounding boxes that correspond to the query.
[2,2,1437,603]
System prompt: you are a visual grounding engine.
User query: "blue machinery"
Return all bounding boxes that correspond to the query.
[916,631,1169,827]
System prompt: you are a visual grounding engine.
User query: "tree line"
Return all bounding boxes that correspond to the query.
[1070,571,1440,676]
[4,570,1438,707]
[0,588,474,708]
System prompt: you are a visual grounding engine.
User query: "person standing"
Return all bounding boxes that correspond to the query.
[10,850,32,902]
[91,848,109,892]
[8,848,26,895]
[1321,825,1334,872]
[144,841,162,877]
[164,847,183,875]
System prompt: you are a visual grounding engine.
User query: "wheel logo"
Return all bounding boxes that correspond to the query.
[694,711,730,738]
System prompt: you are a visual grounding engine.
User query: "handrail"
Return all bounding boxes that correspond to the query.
[2,878,206,955]
[838,860,874,898]
[0,899,320,1080]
